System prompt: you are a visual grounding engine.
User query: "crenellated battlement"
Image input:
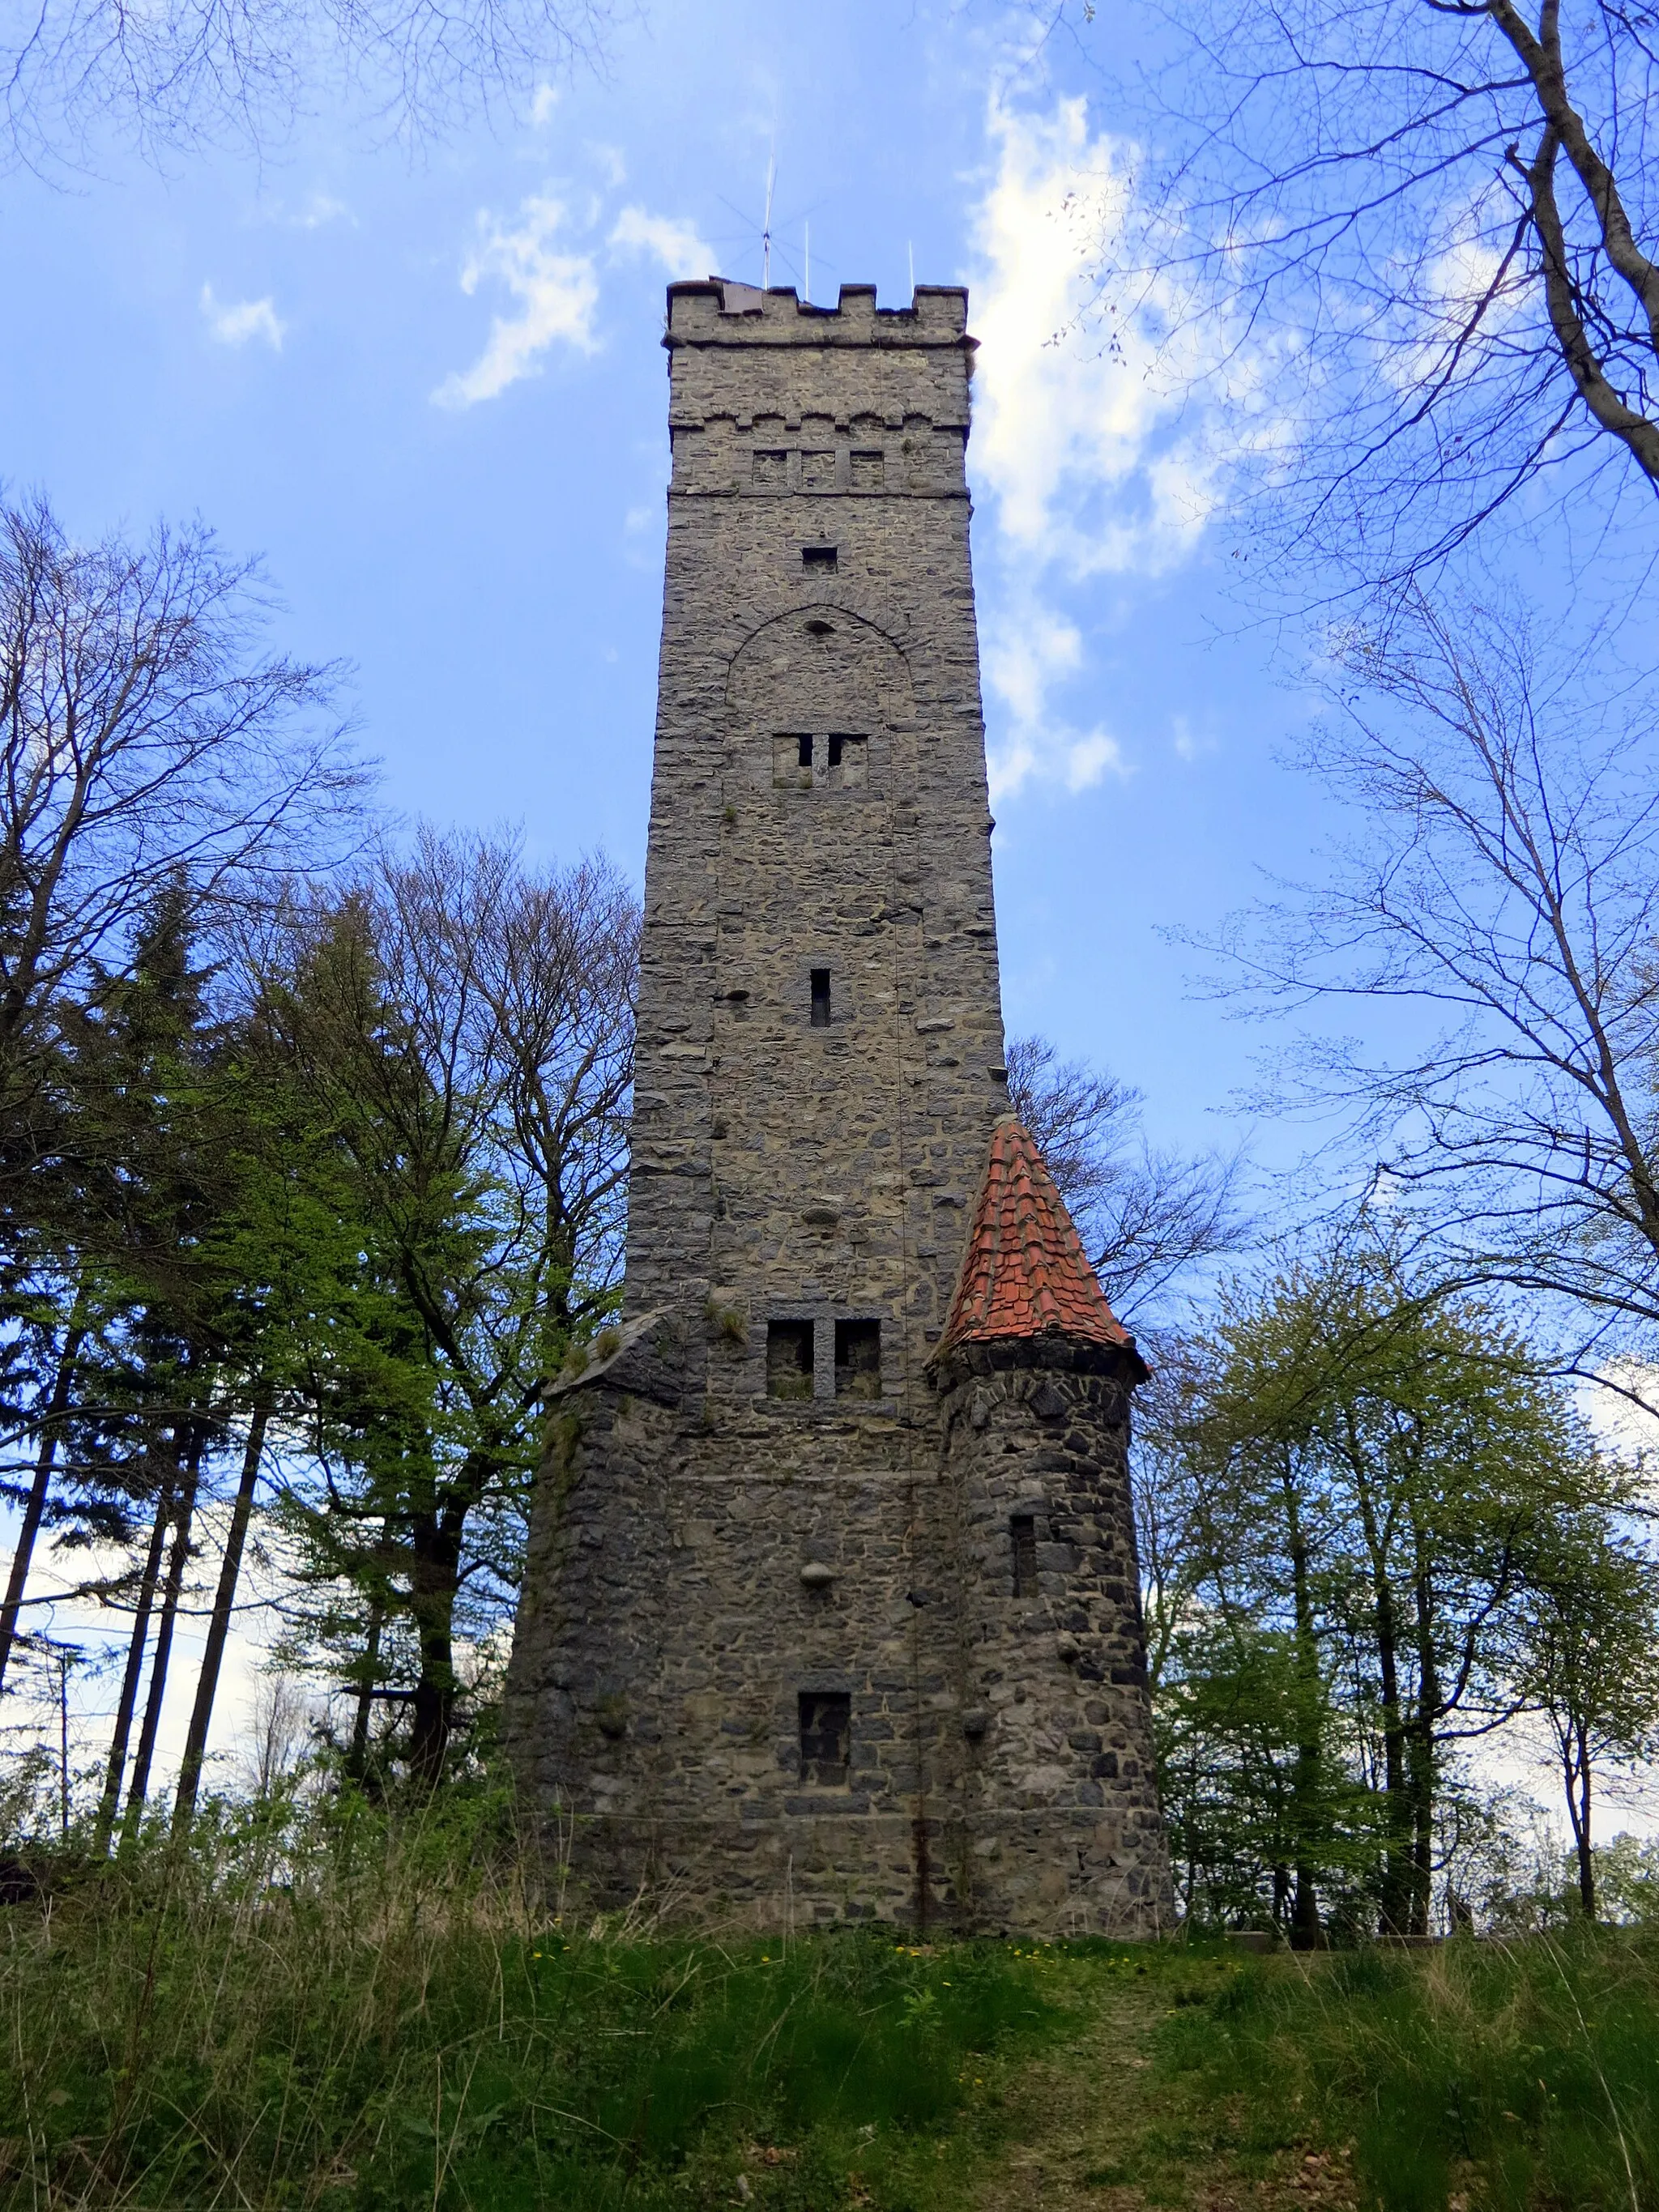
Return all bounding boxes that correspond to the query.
[666,278,973,348]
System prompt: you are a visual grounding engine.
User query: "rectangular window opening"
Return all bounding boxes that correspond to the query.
[850,450,885,490]
[809,969,832,1028]
[753,450,789,489]
[834,1319,881,1400]
[801,452,836,492]
[802,544,838,573]
[826,734,867,788]
[766,1319,815,1401]
[799,1690,851,1787]
[774,735,813,787]
[1011,1515,1038,1599]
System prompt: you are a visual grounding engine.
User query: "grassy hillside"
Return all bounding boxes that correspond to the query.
[2,1811,1657,2209]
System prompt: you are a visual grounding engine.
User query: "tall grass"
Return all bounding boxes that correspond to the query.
[1162,1929,1659,2211]
[0,1792,1056,2210]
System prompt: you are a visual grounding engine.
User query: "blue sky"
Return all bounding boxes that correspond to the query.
[1,0,1319,1180]
[10,0,1658,1830]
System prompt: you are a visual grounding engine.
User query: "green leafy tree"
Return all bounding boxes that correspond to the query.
[1516,1499,1659,1919]
[250,831,636,1789]
[1148,1231,1612,1936]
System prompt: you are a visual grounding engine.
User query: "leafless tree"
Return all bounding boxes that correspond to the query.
[0,0,616,173]
[1203,589,1659,1379]
[0,492,359,1203]
[1005,1032,1241,1320]
[1111,0,1659,588]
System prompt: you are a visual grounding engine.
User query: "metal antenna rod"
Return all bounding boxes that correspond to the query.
[804,219,809,305]
[762,150,775,289]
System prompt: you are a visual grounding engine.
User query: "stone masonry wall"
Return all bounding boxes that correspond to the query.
[504,281,1171,1934]
[934,1339,1173,1935]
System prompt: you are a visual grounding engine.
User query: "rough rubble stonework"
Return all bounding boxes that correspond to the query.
[503,278,1174,1934]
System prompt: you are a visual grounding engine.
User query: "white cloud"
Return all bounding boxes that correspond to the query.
[530,82,561,126]
[609,205,714,280]
[979,591,1129,801]
[433,196,600,410]
[200,284,284,350]
[293,191,350,230]
[968,93,1252,795]
[971,94,1222,578]
[1064,730,1125,791]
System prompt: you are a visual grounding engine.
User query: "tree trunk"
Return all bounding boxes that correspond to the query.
[94,1438,180,1852]
[172,1397,269,1835]
[1570,1720,1596,1920]
[347,1591,385,1787]
[1408,1548,1444,1938]
[0,1323,85,1698]
[118,1420,204,1846]
[406,1511,464,1789]
[1281,1454,1324,1950]
[1351,1461,1411,1933]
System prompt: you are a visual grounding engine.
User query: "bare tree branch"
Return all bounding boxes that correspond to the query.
[1006,1031,1243,1319]
[1111,0,1659,589]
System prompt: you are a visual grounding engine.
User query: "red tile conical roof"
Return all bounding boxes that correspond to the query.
[938,1115,1137,1355]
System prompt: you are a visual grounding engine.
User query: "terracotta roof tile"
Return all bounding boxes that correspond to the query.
[939,1114,1135,1353]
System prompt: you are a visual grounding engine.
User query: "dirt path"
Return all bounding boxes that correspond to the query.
[970,1957,1359,2212]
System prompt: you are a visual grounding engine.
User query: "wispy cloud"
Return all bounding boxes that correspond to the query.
[979,598,1127,802]
[972,94,1222,577]
[609,205,713,280]
[432,196,600,410]
[292,191,350,230]
[200,284,284,349]
[969,93,1236,796]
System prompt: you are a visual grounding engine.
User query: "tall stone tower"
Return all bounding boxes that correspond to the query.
[505,279,1171,1935]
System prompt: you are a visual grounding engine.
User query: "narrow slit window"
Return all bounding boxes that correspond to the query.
[1011,1515,1038,1598]
[766,1319,815,1400]
[797,734,814,769]
[834,1319,881,1400]
[799,1690,851,1786]
[810,970,831,1028]
[802,545,838,573]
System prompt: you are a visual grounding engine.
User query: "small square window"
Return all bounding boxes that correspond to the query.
[850,450,884,490]
[799,1690,851,1785]
[826,735,867,788]
[834,1319,881,1400]
[1011,1515,1038,1598]
[767,1319,815,1400]
[809,970,831,1027]
[773,735,813,787]
[802,545,838,573]
[753,450,789,489]
[801,450,836,492]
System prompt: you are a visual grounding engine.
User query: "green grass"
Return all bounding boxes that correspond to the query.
[0,1802,1061,2210]
[8,1800,1659,2210]
[1157,1931,1659,2211]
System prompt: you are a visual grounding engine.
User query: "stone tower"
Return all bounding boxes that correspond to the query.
[504,279,1171,1935]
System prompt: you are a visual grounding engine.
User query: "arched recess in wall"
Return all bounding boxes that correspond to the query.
[724,605,915,798]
